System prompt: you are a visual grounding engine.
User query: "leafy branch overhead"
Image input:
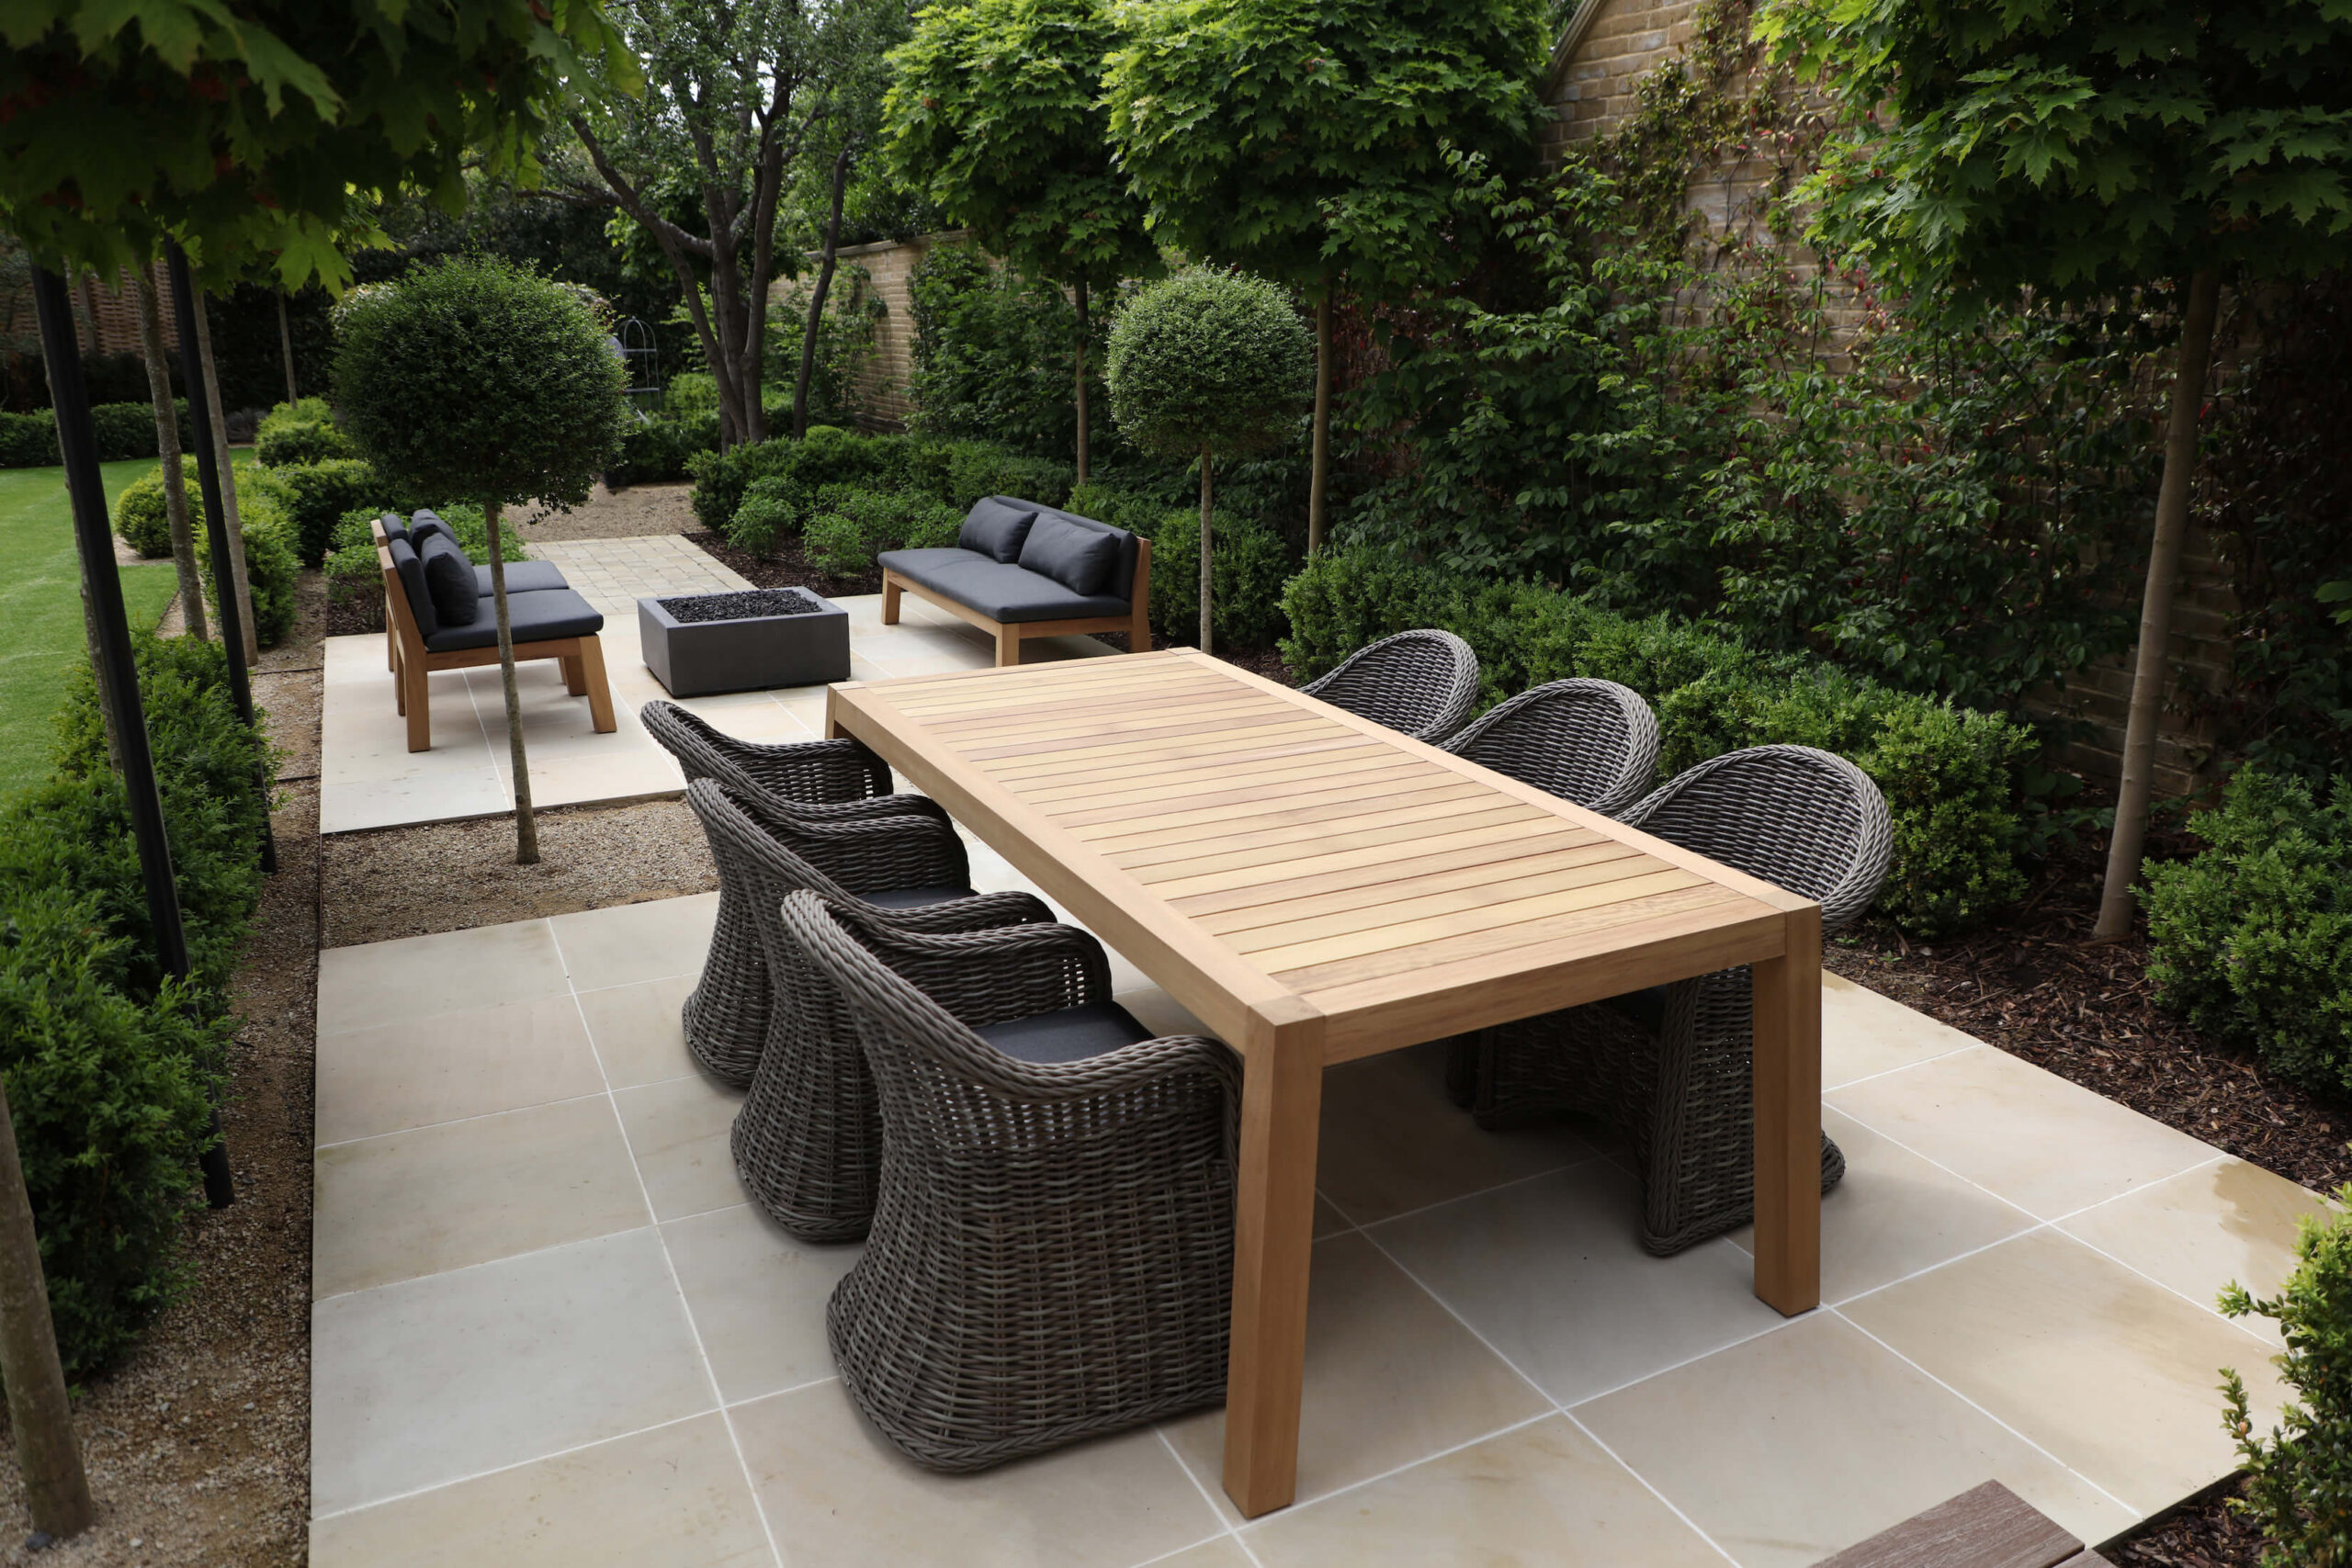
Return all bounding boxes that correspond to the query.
[0,1,640,288]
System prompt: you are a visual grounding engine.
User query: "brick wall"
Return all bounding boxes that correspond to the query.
[824,231,968,430]
[1541,0,2232,795]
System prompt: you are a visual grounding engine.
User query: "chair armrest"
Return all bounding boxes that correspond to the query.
[781,793,950,827]
[871,889,1055,934]
[844,917,1115,1026]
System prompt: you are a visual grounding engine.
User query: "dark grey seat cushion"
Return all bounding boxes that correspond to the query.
[958,497,1038,562]
[876,548,1131,624]
[387,537,438,640]
[974,999,1151,1065]
[420,586,605,653]
[1603,985,1671,1034]
[863,884,978,909]
[420,534,481,626]
[1018,512,1122,596]
[474,559,569,594]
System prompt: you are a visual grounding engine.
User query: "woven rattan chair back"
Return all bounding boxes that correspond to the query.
[1298,628,1479,743]
[1621,744,1891,932]
[642,698,891,800]
[1442,678,1660,816]
[780,890,1240,1472]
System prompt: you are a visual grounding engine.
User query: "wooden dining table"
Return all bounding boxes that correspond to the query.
[825,648,1823,1517]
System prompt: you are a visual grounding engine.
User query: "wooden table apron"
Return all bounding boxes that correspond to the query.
[825,649,1823,1517]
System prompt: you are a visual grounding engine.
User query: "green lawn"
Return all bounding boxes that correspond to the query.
[0,458,178,795]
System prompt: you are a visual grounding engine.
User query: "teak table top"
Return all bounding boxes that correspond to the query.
[825,649,1824,1518]
[827,649,1801,1055]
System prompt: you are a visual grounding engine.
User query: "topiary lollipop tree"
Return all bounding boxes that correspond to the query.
[333,257,629,863]
[1105,269,1312,652]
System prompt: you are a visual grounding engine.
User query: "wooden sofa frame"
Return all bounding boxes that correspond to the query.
[375,539,616,753]
[881,536,1153,666]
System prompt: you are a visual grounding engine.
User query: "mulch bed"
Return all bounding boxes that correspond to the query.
[1826,828,2352,1193]
[2107,1477,2270,1567]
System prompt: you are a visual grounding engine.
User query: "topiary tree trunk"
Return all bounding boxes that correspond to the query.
[1308,291,1331,554]
[132,270,207,642]
[482,501,539,865]
[1198,445,1214,652]
[1075,282,1091,487]
[0,1077,94,1545]
[190,290,258,664]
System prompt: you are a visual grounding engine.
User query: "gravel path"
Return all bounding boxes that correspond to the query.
[513,479,697,542]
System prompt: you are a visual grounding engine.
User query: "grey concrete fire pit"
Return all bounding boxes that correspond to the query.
[638,587,850,697]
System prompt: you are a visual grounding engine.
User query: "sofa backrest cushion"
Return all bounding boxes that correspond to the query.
[409,509,456,553]
[958,496,1038,563]
[387,536,439,640]
[419,533,481,626]
[1025,503,1138,602]
[378,513,411,549]
[1017,512,1125,598]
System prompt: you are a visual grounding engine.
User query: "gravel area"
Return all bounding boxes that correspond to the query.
[514,480,697,541]
[253,670,319,784]
[322,796,716,949]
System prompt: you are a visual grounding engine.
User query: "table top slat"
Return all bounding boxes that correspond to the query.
[826,650,1793,1059]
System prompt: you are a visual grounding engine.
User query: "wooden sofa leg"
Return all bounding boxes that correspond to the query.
[577,636,617,733]
[995,622,1022,667]
[1130,605,1152,655]
[403,656,431,752]
[560,652,587,695]
[882,574,902,626]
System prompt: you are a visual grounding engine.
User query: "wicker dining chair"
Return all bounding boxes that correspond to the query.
[1442,678,1660,816]
[646,700,944,1077]
[1438,678,1662,1106]
[688,780,1052,1241]
[1299,628,1480,743]
[779,890,1241,1472]
[1459,745,1893,1255]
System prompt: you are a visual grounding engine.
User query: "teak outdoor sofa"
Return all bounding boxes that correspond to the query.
[876,495,1151,667]
[371,512,616,752]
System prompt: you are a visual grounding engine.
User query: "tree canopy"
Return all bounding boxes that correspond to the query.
[885,0,1158,292]
[1102,0,1547,297]
[0,1,636,288]
[1760,0,2352,299]
[1106,269,1314,457]
[331,255,629,511]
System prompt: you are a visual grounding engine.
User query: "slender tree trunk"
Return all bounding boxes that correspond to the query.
[1307,291,1332,555]
[190,290,258,662]
[483,502,539,865]
[1198,446,1215,654]
[0,1078,94,1545]
[76,582,123,768]
[276,294,298,405]
[2094,268,2222,942]
[132,269,207,642]
[1074,280,1091,486]
[796,147,853,440]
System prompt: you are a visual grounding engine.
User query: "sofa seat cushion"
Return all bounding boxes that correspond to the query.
[876,547,1130,624]
[975,1000,1151,1065]
[957,496,1038,562]
[420,534,481,626]
[1017,512,1122,596]
[421,586,605,653]
[473,559,570,595]
[861,884,979,910]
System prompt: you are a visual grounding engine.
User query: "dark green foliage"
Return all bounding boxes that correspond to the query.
[1282,547,2036,935]
[695,428,1074,552]
[0,409,57,468]
[321,504,526,629]
[86,400,190,463]
[198,517,300,649]
[906,246,1102,461]
[333,256,630,515]
[252,457,392,567]
[2222,1193,2352,1567]
[2143,771,2352,1096]
[1069,483,1298,649]
[0,632,268,1374]
[253,398,353,467]
[112,457,198,559]
[1106,270,1314,460]
[605,412,718,490]
[0,889,226,1376]
[803,488,962,578]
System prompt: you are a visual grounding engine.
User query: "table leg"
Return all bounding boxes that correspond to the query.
[1752,902,1823,1314]
[1222,1004,1324,1518]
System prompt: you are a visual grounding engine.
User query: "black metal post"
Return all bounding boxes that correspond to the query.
[33,267,234,1213]
[164,245,276,876]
